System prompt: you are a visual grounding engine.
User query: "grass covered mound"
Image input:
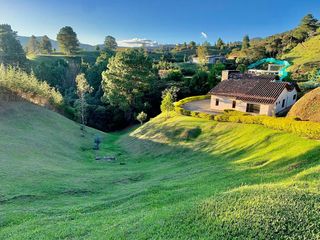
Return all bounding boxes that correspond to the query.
[288,87,320,122]
[1,104,320,239]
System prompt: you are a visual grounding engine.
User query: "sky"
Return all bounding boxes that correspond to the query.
[0,0,319,46]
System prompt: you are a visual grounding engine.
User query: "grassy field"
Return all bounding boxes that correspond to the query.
[28,51,100,65]
[1,101,320,239]
[283,35,320,73]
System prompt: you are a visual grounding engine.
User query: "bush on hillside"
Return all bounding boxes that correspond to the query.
[174,95,210,108]
[174,95,213,120]
[0,65,63,107]
[215,111,320,139]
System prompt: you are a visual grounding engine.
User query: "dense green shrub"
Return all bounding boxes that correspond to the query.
[175,95,210,108]
[174,95,211,120]
[198,112,215,120]
[216,111,320,139]
[0,65,63,107]
[191,111,200,118]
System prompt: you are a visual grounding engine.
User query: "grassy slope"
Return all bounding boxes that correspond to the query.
[1,104,320,239]
[288,87,320,121]
[283,35,320,72]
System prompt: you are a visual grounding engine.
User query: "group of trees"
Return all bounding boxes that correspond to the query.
[26,35,52,55]
[26,27,119,56]
[233,14,320,64]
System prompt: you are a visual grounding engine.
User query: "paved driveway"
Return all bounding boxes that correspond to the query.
[182,99,221,115]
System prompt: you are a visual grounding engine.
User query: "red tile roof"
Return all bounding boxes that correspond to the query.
[209,78,298,104]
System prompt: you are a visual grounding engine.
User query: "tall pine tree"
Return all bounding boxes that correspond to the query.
[40,35,52,54]
[0,24,27,68]
[242,35,250,50]
[57,26,79,55]
[26,35,39,55]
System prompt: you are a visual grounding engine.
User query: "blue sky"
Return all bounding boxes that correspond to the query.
[0,0,319,45]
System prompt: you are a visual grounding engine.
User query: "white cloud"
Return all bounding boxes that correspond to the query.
[117,38,159,48]
[201,32,208,39]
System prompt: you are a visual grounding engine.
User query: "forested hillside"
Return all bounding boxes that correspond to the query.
[283,35,320,74]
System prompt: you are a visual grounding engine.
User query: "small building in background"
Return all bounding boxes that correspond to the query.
[248,64,282,76]
[192,55,226,64]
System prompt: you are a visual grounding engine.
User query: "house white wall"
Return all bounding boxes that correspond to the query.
[192,56,226,64]
[274,88,298,114]
[210,95,282,116]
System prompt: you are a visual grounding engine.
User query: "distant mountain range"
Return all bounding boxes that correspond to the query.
[17,36,173,51]
[17,36,97,51]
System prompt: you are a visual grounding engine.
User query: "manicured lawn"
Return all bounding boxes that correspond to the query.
[1,102,320,239]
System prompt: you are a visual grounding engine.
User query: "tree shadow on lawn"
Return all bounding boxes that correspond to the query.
[2,126,320,239]
[118,129,320,204]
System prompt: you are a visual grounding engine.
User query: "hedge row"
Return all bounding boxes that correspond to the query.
[174,96,320,140]
[218,111,320,139]
[174,95,214,120]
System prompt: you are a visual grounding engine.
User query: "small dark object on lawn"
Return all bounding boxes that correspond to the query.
[95,156,115,161]
[93,135,102,150]
[120,162,126,165]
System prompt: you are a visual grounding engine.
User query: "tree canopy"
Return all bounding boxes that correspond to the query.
[242,35,250,50]
[40,35,52,54]
[75,73,93,126]
[0,24,27,68]
[26,35,39,55]
[104,35,117,51]
[216,38,225,49]
[196,44,209,64]
[102,48,157,120]
[57,26,79,55]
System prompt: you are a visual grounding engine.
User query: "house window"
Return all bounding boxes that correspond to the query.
[282,99,285,108]
[246,103,260,114]
[232,100,236,108]
[215,98,219,106]
[293,94,297,100]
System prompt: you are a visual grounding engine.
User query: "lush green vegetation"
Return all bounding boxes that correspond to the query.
[283,35,320,75]
[214,110,320,139]
[1,101,320,239]
[0,65,63,107]
[229,14,320,68]
[0,24,27,69]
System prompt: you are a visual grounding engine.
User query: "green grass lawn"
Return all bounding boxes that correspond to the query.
[28,51,100,65]
[1,101,320,239]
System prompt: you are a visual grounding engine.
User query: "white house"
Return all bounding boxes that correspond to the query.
[209,73,300,116]
[192,55,226,64]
